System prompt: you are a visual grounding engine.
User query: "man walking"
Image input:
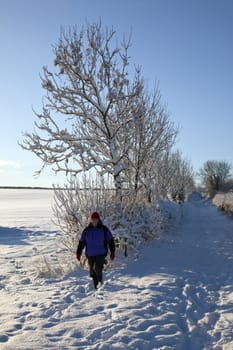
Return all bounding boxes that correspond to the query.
[76,212,115,289]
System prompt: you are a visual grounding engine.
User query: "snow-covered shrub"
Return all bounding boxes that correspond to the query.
[159,199,183,232]
[102,199,163,257]
[52,176,113,255]
[213,192,233,214]
[35,255,65,279]
[52,176,168,260]
[35,253,78,279]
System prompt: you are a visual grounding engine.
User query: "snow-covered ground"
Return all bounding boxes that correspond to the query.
[0,190,232,350]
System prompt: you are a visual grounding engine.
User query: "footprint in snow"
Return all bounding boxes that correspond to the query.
[20,277,31,285]
[76,285,86,294]
[106,303,118,309]
[0,334,8,343]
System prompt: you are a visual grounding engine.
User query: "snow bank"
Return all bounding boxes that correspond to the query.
[213,192,233,214]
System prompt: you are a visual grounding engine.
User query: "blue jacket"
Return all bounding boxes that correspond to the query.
[77,223,115,257]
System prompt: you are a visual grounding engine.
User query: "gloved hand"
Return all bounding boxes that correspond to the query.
[110,252,115,261]
[76,254,81,262]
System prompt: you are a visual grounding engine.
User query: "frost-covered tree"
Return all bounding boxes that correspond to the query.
[154,150,194,202]
[148,150,176,199]
[20,22,144,202]
[199,160,232,197]
[124,87,178,202]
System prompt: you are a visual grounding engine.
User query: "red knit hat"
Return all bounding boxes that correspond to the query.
[90,212,100,220]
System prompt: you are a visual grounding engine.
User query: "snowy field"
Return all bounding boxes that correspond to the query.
[0,189,233,350]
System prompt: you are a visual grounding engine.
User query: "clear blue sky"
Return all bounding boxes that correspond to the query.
[0,0,233,186]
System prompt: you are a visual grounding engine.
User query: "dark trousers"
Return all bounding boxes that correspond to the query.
[87,255,105,287]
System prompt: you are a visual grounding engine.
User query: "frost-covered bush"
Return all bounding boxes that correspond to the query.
[213,192,233,214]
[52,176,113,254]
[35,253,78,279]
[102,200,163,257]
[52,177,168,259]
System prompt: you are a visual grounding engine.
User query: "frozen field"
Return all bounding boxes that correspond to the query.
[0,190,232,349]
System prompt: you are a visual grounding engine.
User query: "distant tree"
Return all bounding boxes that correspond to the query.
[222,178,233,192]
[166,150,195,202]
[199,160,232,197]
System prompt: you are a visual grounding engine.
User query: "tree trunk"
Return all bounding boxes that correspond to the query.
[114,173,122,203]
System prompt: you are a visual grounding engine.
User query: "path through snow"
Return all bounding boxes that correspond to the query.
[0,191,232,349]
